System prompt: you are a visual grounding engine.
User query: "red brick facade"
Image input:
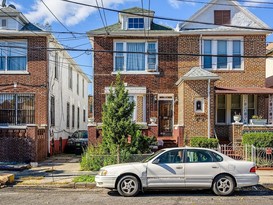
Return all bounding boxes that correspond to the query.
[0,36,49,162]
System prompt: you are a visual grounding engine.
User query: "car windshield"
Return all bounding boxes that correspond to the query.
[142,149,166,163]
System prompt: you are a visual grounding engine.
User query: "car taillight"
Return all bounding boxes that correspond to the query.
[250,166,256,173]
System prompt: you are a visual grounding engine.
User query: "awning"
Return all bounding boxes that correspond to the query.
[215,87,273,94]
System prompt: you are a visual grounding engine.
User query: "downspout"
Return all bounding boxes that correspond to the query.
[47,36,51,155]
[208,79,211,139]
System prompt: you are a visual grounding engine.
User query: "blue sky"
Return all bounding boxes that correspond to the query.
[6,0,273,93]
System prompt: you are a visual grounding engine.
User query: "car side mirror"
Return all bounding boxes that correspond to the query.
[68,136,71,139]
[152,158,160,164]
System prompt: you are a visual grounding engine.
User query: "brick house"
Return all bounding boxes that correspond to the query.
[88,1,273,147]
[0,6,90,162]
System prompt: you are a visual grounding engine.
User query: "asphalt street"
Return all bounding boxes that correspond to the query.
[1,186,273,205]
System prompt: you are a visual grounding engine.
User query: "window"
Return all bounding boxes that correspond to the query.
[186,150,214,163]
[128,95,136,121]
[114,41,157,72]
[0,41,27,72]
[66,102,70,128]
[202,39,243,70]
[55,52,59,79]
[68,66,72,89]
[156,150,183,164]
[50,96,55,126]
[214,10,230,25]
[194,98,204,113]
[128,18,144,29]
[77,107,80,129]
[231,94,241,122]
[217,95,226,123]
[72,105,75,128]
[1,19,7,27]
[83,109,86,122]
[77,74,79,95]
[0,93,35,125]
[248,95,256,122]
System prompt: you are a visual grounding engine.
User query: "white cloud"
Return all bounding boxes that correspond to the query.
[25,0,131,26]
[242,0,262,6]
[168,0,195,9]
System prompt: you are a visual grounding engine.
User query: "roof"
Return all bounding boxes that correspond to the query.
[176,67,220,86]
[215,87,273,94]
[121,7,154,14]
[177,0,271,34]
[88,22,174,35]
[21,23,43,31]
[267,43,273,55]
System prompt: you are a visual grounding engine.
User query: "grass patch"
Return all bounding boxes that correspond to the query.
[73,175,95,183]
[20,176,44,181]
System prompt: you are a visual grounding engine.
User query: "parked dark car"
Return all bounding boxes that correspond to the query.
[66,130,88,154]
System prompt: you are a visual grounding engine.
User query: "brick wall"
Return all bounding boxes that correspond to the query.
[93,36,179,124]
[0,126,47,162]
[0,36,48,125]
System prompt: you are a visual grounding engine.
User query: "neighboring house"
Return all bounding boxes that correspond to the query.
[0,5,90,162]
[88,0,272,147]
[266,43,273,87]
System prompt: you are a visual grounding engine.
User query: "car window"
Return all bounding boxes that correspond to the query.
[156,150,183,164]
[186,150,214,163]
[211,151,223,162]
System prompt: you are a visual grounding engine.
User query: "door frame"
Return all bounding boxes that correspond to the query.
[157,94,174,136]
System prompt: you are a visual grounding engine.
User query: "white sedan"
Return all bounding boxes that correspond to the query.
[95,147,259,197]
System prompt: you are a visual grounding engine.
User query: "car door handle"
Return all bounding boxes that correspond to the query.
[212,166,219,169]
[176,166,183,169]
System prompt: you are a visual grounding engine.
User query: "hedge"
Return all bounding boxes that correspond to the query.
[190,137,219,148]
[242,132,273,147]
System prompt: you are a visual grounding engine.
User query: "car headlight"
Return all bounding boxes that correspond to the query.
[98,169,108,176]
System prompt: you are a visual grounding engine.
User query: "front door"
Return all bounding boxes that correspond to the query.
[159,100,173,136]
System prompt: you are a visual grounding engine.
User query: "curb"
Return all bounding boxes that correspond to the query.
[11,182,96,189]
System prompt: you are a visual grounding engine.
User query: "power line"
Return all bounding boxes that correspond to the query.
[40,0,76,38]
[95,0,109,35]
[59,0,273,33]
[176,0,273,10]
[100,0,108,28]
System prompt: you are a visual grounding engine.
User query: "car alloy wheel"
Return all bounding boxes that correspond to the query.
[117,175,139,197]
[212,174,235,196]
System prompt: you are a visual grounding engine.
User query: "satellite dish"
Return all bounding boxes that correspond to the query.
[8,4,16,9]
[2,0,6,7]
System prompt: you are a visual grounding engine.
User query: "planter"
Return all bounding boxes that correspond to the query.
[233,115,241,123]
[150,117,157,124]
[250,119,267,125]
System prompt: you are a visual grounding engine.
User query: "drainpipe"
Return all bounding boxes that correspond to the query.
[208,79,211,139]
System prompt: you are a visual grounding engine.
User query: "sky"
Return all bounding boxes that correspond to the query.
[5,0,273,94]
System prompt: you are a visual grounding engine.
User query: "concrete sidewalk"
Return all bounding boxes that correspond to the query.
[0,154,97,188]
[1,154,273,189]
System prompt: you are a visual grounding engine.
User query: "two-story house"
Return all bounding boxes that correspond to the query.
[88,0,272,148]
[0,5,90,162]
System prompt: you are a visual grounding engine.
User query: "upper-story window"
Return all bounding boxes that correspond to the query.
[1,19,7,28]
[214,10,231,25]
[0,40,27,72]
[68,66,73,90]
[114,41,158,72]
[54,52,59,79]
[202,38,243,70]
[128,18,144,29]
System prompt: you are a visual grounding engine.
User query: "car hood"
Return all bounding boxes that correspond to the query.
[101,162,147,176]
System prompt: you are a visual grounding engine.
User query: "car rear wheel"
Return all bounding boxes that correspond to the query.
[117,175,139,197]
[212,174,235,196]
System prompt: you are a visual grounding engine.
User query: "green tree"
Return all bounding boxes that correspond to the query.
[102,73,135,163]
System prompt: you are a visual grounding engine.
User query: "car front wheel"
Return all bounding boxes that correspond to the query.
[212,174,235,196]
[117,175,139,197]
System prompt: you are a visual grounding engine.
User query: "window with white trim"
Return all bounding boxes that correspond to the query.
[0,40,27,72]
[128,18,144,29]
[202,39,243,70]
[114,41,158,72]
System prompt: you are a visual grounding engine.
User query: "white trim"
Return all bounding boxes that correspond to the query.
[0,71,29,75]
[112,71,160,75]
[158,94,174,101]
[201,37,244,71]
[104,86,146,94]
[194,97,205,113]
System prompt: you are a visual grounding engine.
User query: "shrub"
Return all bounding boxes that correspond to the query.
[190,137,219,148]
[242,132,273,147]
[80,145,116,171]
